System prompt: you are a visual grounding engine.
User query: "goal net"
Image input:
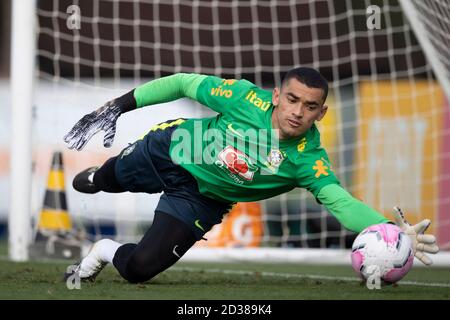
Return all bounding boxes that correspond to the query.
[10,0,450,261]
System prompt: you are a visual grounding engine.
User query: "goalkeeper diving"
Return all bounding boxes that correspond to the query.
[63,67,439,284]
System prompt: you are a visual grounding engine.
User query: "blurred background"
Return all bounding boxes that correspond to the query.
[0,0,449,261]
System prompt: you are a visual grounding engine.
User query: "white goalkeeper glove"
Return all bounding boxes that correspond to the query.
[392,206,439,266]
[64,90,136,151]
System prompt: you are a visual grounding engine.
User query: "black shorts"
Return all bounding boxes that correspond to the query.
[114,119,234,240]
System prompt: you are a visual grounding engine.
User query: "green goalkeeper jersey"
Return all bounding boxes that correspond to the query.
[166,76,339,203]
[134,73,389,232]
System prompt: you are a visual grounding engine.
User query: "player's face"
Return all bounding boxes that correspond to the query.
[271,79,327,140]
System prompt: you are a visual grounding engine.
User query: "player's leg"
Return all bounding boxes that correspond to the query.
[112,211,197,283]
[72,156,125,194]
[65,119,231,283]
[108,190,233,283]
[64,211,196,283]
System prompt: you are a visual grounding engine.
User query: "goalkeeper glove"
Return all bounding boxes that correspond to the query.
[392,206,439,266]
[64,90,136,151]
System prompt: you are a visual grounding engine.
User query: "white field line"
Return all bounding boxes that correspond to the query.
[170,267,450,288]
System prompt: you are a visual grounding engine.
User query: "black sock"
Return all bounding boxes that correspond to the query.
[93,156,126,193]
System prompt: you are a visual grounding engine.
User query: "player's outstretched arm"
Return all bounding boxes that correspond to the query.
[392,206,439,265]
[317,184,439,265]
[64,73,207,151]
[317,184,389,232]
[133,73,207,107]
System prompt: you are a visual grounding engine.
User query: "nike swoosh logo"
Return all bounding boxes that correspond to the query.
[227,123,244,138]
[195,219,205,232]
[172,245,180,258]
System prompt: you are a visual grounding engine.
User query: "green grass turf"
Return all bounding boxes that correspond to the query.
[0,257,449,300]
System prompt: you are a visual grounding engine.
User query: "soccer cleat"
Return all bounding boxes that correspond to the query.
[72,166,100,194]
[63,242,108,283]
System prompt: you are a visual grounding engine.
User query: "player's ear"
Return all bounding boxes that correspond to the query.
[316,104,328,121]
[272,87,280,106]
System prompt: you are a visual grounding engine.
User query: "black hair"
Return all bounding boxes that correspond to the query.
[281,67,328,102]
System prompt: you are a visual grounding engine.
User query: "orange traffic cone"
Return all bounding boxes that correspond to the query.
[36,151,73,234]
[195,202,264,248]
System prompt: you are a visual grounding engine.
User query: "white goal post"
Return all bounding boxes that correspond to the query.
[8,0,450,263]
[9,0,36,261]
[398,0,450,102]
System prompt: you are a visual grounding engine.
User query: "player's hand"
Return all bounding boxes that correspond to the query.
[63,100,123,151]
[392,206,439,265]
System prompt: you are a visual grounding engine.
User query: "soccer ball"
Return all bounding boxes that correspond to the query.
[351,223,414,284]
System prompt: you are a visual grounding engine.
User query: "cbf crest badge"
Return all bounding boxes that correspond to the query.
[121,142,136,159]
[267,149,284,168]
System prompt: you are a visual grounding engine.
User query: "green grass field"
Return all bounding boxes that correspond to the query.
[0,257,449,300]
